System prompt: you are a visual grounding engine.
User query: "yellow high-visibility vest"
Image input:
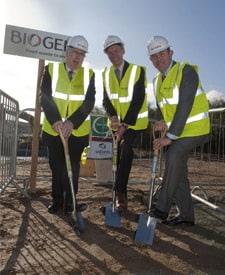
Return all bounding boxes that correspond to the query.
[152,62,210,138]
[103,63,148,130]
[42,62,93,137]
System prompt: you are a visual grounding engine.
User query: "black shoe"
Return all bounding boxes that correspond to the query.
[162,216,195,226]
[76,203,88,212]
[150,208,168,220]
[64,203,88,213]
[48,202,62,214]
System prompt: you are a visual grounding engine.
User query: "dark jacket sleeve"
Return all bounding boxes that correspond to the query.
[102,61,146,126]
[168,64,199,136]
[40,64,62,125]
[68,73,96,129]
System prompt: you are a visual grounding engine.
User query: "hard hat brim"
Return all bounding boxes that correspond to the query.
[66,45,88,54]
[104,42,124,53]
[149,46,170,56]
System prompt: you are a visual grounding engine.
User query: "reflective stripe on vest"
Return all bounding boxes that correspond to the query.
[157,84,204,107]
[138,110,148,118]
[53,92,86,101]
[166,111,209,128]
[115,110,148,122]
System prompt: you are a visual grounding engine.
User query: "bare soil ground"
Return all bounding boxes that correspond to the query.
[1,158,225,275]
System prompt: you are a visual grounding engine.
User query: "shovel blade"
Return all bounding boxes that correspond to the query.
[135,214,157,245]
[77,212,85,233]
[105,202,121,228]
[67,212,85,235]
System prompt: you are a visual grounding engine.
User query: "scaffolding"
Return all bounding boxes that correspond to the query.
[0,90,30,198]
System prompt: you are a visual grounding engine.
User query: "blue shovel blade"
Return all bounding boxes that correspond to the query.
[105,202,121,228]
[135,214,157,245]
[77,212,85,233]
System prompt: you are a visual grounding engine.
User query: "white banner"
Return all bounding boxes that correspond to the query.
[87,141,112,160]
[4,24,71,62]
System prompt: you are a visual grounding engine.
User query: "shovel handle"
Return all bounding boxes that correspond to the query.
[109,127,118,171]
[58,128,77,215]
[109,126,119,212]
[147,125,167,212]
[152,123,167,156]
[58,128,71,172]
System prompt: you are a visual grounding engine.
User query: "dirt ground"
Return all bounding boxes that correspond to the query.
[1,158,225,275]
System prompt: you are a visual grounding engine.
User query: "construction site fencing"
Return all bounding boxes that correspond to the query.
[190,107,225,214]
[0,90,30,198]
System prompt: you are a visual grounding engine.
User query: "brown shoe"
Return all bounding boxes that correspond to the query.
[115,192,127,210]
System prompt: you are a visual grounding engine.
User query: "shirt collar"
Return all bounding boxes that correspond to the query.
[65,64,76,74]
[163,60,174,76]
[114,60,124,73]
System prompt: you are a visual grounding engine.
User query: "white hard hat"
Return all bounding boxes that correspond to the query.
[103,35,124,52]
[67,35,88,53]
[147,36,170,56]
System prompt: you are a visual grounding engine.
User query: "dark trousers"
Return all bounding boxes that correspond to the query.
[156,134,210,220]
[114,129,141,195]
[42,132,89,206]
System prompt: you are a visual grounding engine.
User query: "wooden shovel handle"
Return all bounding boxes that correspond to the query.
[152,124,167,156]
[58,127,71,172]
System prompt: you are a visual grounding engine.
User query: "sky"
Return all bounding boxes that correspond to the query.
[1,0,225,111]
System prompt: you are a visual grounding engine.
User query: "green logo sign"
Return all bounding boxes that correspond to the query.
[91,115,110,138]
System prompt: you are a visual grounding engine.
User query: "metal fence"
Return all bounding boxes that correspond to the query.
[0,90,30,198]
[190,107,225,214]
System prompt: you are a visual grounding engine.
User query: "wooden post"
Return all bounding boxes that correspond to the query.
[29,59,45,193]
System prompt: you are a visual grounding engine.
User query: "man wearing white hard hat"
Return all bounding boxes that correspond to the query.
[41,35,96,215]
[102,35,149,210]
[147,36,210,225]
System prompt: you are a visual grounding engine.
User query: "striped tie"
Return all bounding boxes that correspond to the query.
[68,70,73,81]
